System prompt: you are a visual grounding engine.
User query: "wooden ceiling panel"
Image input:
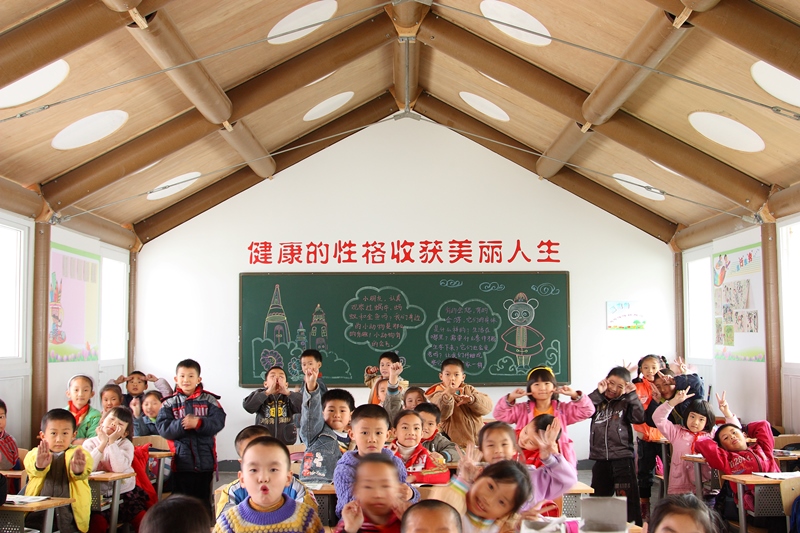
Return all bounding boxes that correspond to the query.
[166,0,388,89]
[0,0,65,34]
[420,46,568,151]
[244,46,394,153]
[625,30,800,188]
[74,134,240,224]
[754,0,800,25]
[0,29,192,188]
[432,0,656,92]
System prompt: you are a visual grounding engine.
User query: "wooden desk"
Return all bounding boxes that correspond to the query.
[0,469,26,488]
[721,474,786,533]
[561,481,594,518]
[681,454,708,500]
[148,450,173,500]
[89,471,136,533]
[774,452,800,472]
[0,497,74,533]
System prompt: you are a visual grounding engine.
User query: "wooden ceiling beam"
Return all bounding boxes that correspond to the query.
[387,2,428,110]
[0,178,44,219]
[58,208,140,250]
[218,121,276,178]
[671,209,753,249]
[643,0,800,79]
[418,14,770,210]
[535,122,594,179]
[0,0,174,89]
[414,93,678,243]
[134,93,399,243]
[40,12,395,212]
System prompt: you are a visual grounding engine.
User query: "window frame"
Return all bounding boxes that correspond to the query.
[0,211,33,368]
[682,243,713,363]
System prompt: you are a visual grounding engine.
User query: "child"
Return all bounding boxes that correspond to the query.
[300,349,327,396]
[516,413,556,468]
[335,454,409,533]
[66,374,101,444]
[588,366,645,526]
[214,436,322,533]
[391,410,450,484]
[415,403,460,463]
[83,406,149,533]
[243,365,301,445]
[425,358,493,448]
[653,368,705,420]
[140,495,212,533]
[299,361,355,483]
[404,387,428,410]
[430,459,532,533]
[24,408,94,533]
[400,500,463,533]
[132,390,163,437]
[333,404,420,517]
[476,420,577,517]
[0,399,22,493]
[111,371,173,408]
[365,352,408,403]
[645,494,725,533]
[492,366,593,467]
[156,358,226,514]
[216,425,317,518]
[654,390,739,496]
[631,354,667,521]
[99,383,123,418]
[695,419,780,516]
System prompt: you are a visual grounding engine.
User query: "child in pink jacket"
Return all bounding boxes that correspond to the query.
[492,367,594,466]
[653,390,739,495]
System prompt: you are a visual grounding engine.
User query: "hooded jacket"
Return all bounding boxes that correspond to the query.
[425,383,493,448]
[242,389,302,445]
[588,388,645,461]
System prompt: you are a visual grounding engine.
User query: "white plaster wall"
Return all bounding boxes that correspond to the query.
[135,117,676,462]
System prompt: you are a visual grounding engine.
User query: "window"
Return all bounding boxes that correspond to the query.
[0,218,28,360]
[780,220,800,363]
[99,255,128,361]
[684,248,713,360]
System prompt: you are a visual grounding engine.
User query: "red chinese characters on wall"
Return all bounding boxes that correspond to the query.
[247,239,561,265]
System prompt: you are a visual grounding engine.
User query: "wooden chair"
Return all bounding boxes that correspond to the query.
[132,435,169,450]
[780,476,800,532]
[17,448,28,462]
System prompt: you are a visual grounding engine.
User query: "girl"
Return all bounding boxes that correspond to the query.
[492,366,593,467]
[517,413,558,468]
[99,383,124,418]
[643,494,725,533]
[654,390,739,496]
[66,374,101,444]
[369,378,389,405]
[477,421,577,518]
[131,390,163,437]
[404,387,428,409]
[431,458,533,533]
[83,406,150,533]
[391,410,450,484]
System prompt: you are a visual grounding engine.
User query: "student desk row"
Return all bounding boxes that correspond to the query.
[90,471,137,532]
[0,497,74,533]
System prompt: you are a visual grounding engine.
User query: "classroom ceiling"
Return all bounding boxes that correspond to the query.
[0,0,799,249]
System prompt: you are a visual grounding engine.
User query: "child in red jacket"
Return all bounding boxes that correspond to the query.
[391,410,450,485]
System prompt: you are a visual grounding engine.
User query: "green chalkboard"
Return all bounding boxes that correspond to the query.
[239,272,570,387]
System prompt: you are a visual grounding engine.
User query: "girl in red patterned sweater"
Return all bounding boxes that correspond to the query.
[391,410,450,485]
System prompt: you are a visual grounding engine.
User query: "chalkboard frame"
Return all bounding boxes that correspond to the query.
[239,271,570,387]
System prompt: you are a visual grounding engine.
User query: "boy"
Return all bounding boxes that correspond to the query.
[335,454,410,533]
[216,425,317,517]
[333,404,420,517]
[0,398,21,471]
[365,352,408,403]
[110,370,172,408]
[299,363,355,483]
[243,365,301,445]
[157,358,226,514]
[215,436,322,533]
[424,358,492,448]
[300,349,327,396]
[588,366,645,526]
[400,500,462,533]
[24,408,94,533]
[414,403,460,463]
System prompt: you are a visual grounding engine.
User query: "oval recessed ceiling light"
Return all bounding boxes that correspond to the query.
[147,172,201,201]
[613,173,665,201]
[649,159,684,178]
[303,91,354,121]
[750,61,800,108]
[305,71,336,87]
[478,71,509,87]
[0,60,70,109]
[479,0,551,46]
[268,0,338,45]
[459,91,510,121]
[688,111,765,152]
[51,110,128,150]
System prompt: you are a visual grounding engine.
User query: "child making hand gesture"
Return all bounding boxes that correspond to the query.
[492,366,593,467]
[243,366,301,445]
